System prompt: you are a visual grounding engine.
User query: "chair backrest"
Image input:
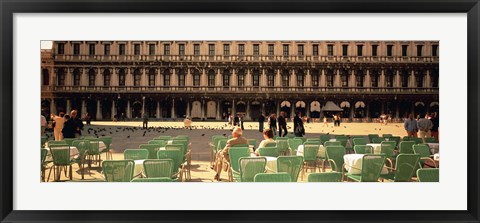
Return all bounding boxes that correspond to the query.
[148,140,166,147]
[49,145,71,165]
[239,157,267,182]
[216,138,228,152]
[232,144,249,148]
[325,146,346,172]
[367,134,379,142]
[275,140,289,153]
[175,135,189,141]
[254,173,292,182]
[247,139,257,148]
[307,172,343,182]
[276,137,288,140]
[335,135,347,141]
[157,149,183,175]
[155,136,172,141]
[41,148,48,164]
[212,136,227,152]
[336,139,348,148]
[264,142,277,148]
[143,159,174,178]
[382,134,393,138]
[416,168,439,182]
[228,147,251,172]
[294,137,306,143]
[287,139,303,152]
[277,156,303,182]
[319,135,331,144]
[257,147,279,157]
[360,154,386,182]
[425,137,438,143]
[102,160,135,182]
[139,144,161,159]
[354,145,374,154]
[124,149,149,160]
[99,136,112,149]
[88,141,101,155]
[380,144,395,160]
[413,144,432,158]
[48,140,67,146]
[165,144,186,162]
[371,137,385,143]
[130,177,173,182]
[72,140,90,157]
[352,138,367,147]
[381,140,397,149]
[41,136,48,148]
[399,141,416,154]
[63,138,75,146]
[324,141,341,147]
[393,154,420,182]
[303,145,320,161]
[303,141,321,147]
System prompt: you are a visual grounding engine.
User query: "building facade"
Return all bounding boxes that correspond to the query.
[41,40,439,122]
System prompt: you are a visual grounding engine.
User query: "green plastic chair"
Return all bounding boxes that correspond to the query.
[143,159,174,178]
[254,173,292,182]
[277,156,303,182]
[232,157,267,182]
[63,138,75,146]
[72,140,90,179]
[304,141,321,146]
[210,135,226,165]
[425,137,438,143]
[175,135,189,141]
[47,145,75,181]
[166,144,186,162]
[399,141,416,154]
[413,144,437,168]
[102,160,135,182]
[381,140,397,149]
[380,154,420,182]
[124,149,149,160]
[257,147,279,157]
[157,149,183,181]
[345,154,386,182]
[302,145,320,180]
[264,142,277,147]
[307,172,343,182]
[382,134,393,138]
[380,144,396,168]
[155,136,172,141]
[324,141,341,147]
[354,145,374,154]
[139,144,161,159]
[294,137,306,143]
[86,141,102,167]
[216,138,228,152]
[352,138,367,147]
[131,177,173,182]
[319,135,331,144]
[228,135,233,139]
[275,139,290,156]
[416,168,439,182]
[41,136,48,148]
[325,146,346,172]
[41,148,49,181]
[247,139,257,149]
[99,136,113,160]
[371,137,385,143]
[287,139,303,154]
[148,140,167,147]
[48,140,68,146]
[367,134,379,142]
[233,144,249,148]
[228,147,253,182]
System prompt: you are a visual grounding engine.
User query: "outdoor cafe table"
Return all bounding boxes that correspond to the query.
[249,154,277,173]
[296,145,326,158]
[366,143,382,154]
[133,147,167,176]
[343,154,389,175]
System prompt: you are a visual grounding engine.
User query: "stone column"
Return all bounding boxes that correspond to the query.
[350,70,356,88]
[96,68,102,87]
[216,68,222,86]
[66,68,72,86]
[396,70,401,88]
[127,68,131,86]
[81,100,86,117]
[426,70,431,88]
[171,68,177,86]
[350,105,354,120]
[186,69,192,88]
[410,70,416,88]
[246,101,251,120]
[276,101,281,116]
[127,100,131,118]
[335,69,341,87]
[231,69,236,87]
[366,70,371,88]
[395,102,400,119]
[216,100,221,120]
[275,69,281,87]
[262,102,265,114]
[201,100,206,120]
[142,68,147,86]
[365,101,370,121]
[320,69,326,87]
[291,101,296,120]
[111,100,116,120]
[156,101,160,119]
[142,97,145,116]
[186,101,191,117]
[96,100,102,120]
[305,69,312,87]
[66,99,71,115]
[201,68,207,87]
[306,101,311,117]
[246,69,252,86]
[291,69,297,89]
[380,69,385,88]
[231,99,236,116]
[171,98,176,118]
[50,98,57,115]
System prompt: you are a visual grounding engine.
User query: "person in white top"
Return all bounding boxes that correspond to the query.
[41,114,47,136]
[53,112,65,141]
[255,129,275,156]
[183,116,192,129]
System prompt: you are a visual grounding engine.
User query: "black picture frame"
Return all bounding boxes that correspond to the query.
[1,0,479,222]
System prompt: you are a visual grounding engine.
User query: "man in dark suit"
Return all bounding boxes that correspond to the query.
[278,111,288,137]
[70,110,84,138]
[213,127,248,181]
[258,112,265,132]
[294,112,305,137]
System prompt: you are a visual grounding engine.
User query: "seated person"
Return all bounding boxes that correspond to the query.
[213,127,248,181]
[255,129,275,156]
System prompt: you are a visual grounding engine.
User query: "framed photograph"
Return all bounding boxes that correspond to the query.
[1,0,479,222]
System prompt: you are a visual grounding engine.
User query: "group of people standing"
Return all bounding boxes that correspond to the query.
[227,114,245,130]
[404,112,439,143]
[258,111,305,137]
[41,110,84,140]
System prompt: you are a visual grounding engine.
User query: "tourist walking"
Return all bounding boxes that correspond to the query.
[430,112,439,139]
[278,111,288,137]
[323,116,329,127]
[294,112,305,137]
[239,114,245,130]
[268,114,277,136]
[417,114,433,143]
[404,114,418,137]
[71,110,84,138]
[53,112,65,141]
[258,112,265,132]
[62,115,76,139]
[143,113,149,129]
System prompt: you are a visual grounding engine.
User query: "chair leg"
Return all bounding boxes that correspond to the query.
[47,166,53,182]
[69,165,73,180]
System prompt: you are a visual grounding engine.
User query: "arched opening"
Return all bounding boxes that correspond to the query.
[236,101,246,117]
[103,69,111,86]
[102,100,112,120]
[57,68,65,86]
[295,101,306,116]
[220,101,231,117]
[176,99,187,118]
[250,101,261,121]
[117,99,127,120]
[369,101,381,118]
[280,101,291,117]
[310,101,321,119]
[73,68,81,86]
[414,102,426,118]
[71,99,82,116]
[132,101,142,119]
[430,102,439,115]
[340,101,350,118]
[41,100,51,120]
[161,100,172,118]
[118,69,126,86]
[134,69,141,86]
[354,101,366,118]
[191,101,202,119]
[146,98,156,118]
[86,99,97,120]
[398,101,411,118]
[385,101,396,117]
[223,69,230,87]
[206,101,216,119]
[55,99,66,114]
[264,100,276,116]
[88,69,96,86]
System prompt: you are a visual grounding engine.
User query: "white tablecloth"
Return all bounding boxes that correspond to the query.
[427,143,439,154]
[343,154,388,175]
[134,160,145,176]
[265,157,278,173]
[366,143,382,154]
[45,146,79,161]
[296,145,326,158]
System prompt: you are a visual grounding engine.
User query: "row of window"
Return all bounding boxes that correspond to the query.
[45,68,439,88]
[57,43,439,57]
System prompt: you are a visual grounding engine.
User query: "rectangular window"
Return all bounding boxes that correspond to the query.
[238,44,245,56]
[432,45,438,56]
[119,44,125,55]
[134,44,140,55]
[372,45,378,56]
[268,74,274,87]
[194,44,200,56]
[387,45,393,56]
[134,74,141,86]
[297,74,304,86]
[179,44,185,56]
[371,75,378,87]
[238,74,245,87]
[298,44,304,56]
[149,44,155,55]
[386,74,394,87]
[417,45,423,56]
[356,73,364,87]
[268,44,274,56]
[193,74,200,86]
[417,71,424,87]
[282,74,289,87]
[357,45,363,56]
[89,44,95,55]
[104,44,110,55]
[253,73,259,87]
[58,74,65,86]
[312,74,319,87]
[57,43,64,55]
[89,74,95,87]
[73,43,80,55]
[209,44,215,56]
[253,44,260,56]
[178,74,185,86]
[119,73,125,86]
[342,45,348,56]
[223,74,229,87]
[401,71,409,87]
[149,73,155,86]
[164,74,170,86]
[327,45,334,56]
[283,44,289,56]
[74,74,80,86]
[208,74,215,86]
[326,75,333,87]
[313,44,319,56]
[164,44,170,55]
[402,45,408,57]
[104,74,110,87]
[223,44,230,56]
[341,74,348,87]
